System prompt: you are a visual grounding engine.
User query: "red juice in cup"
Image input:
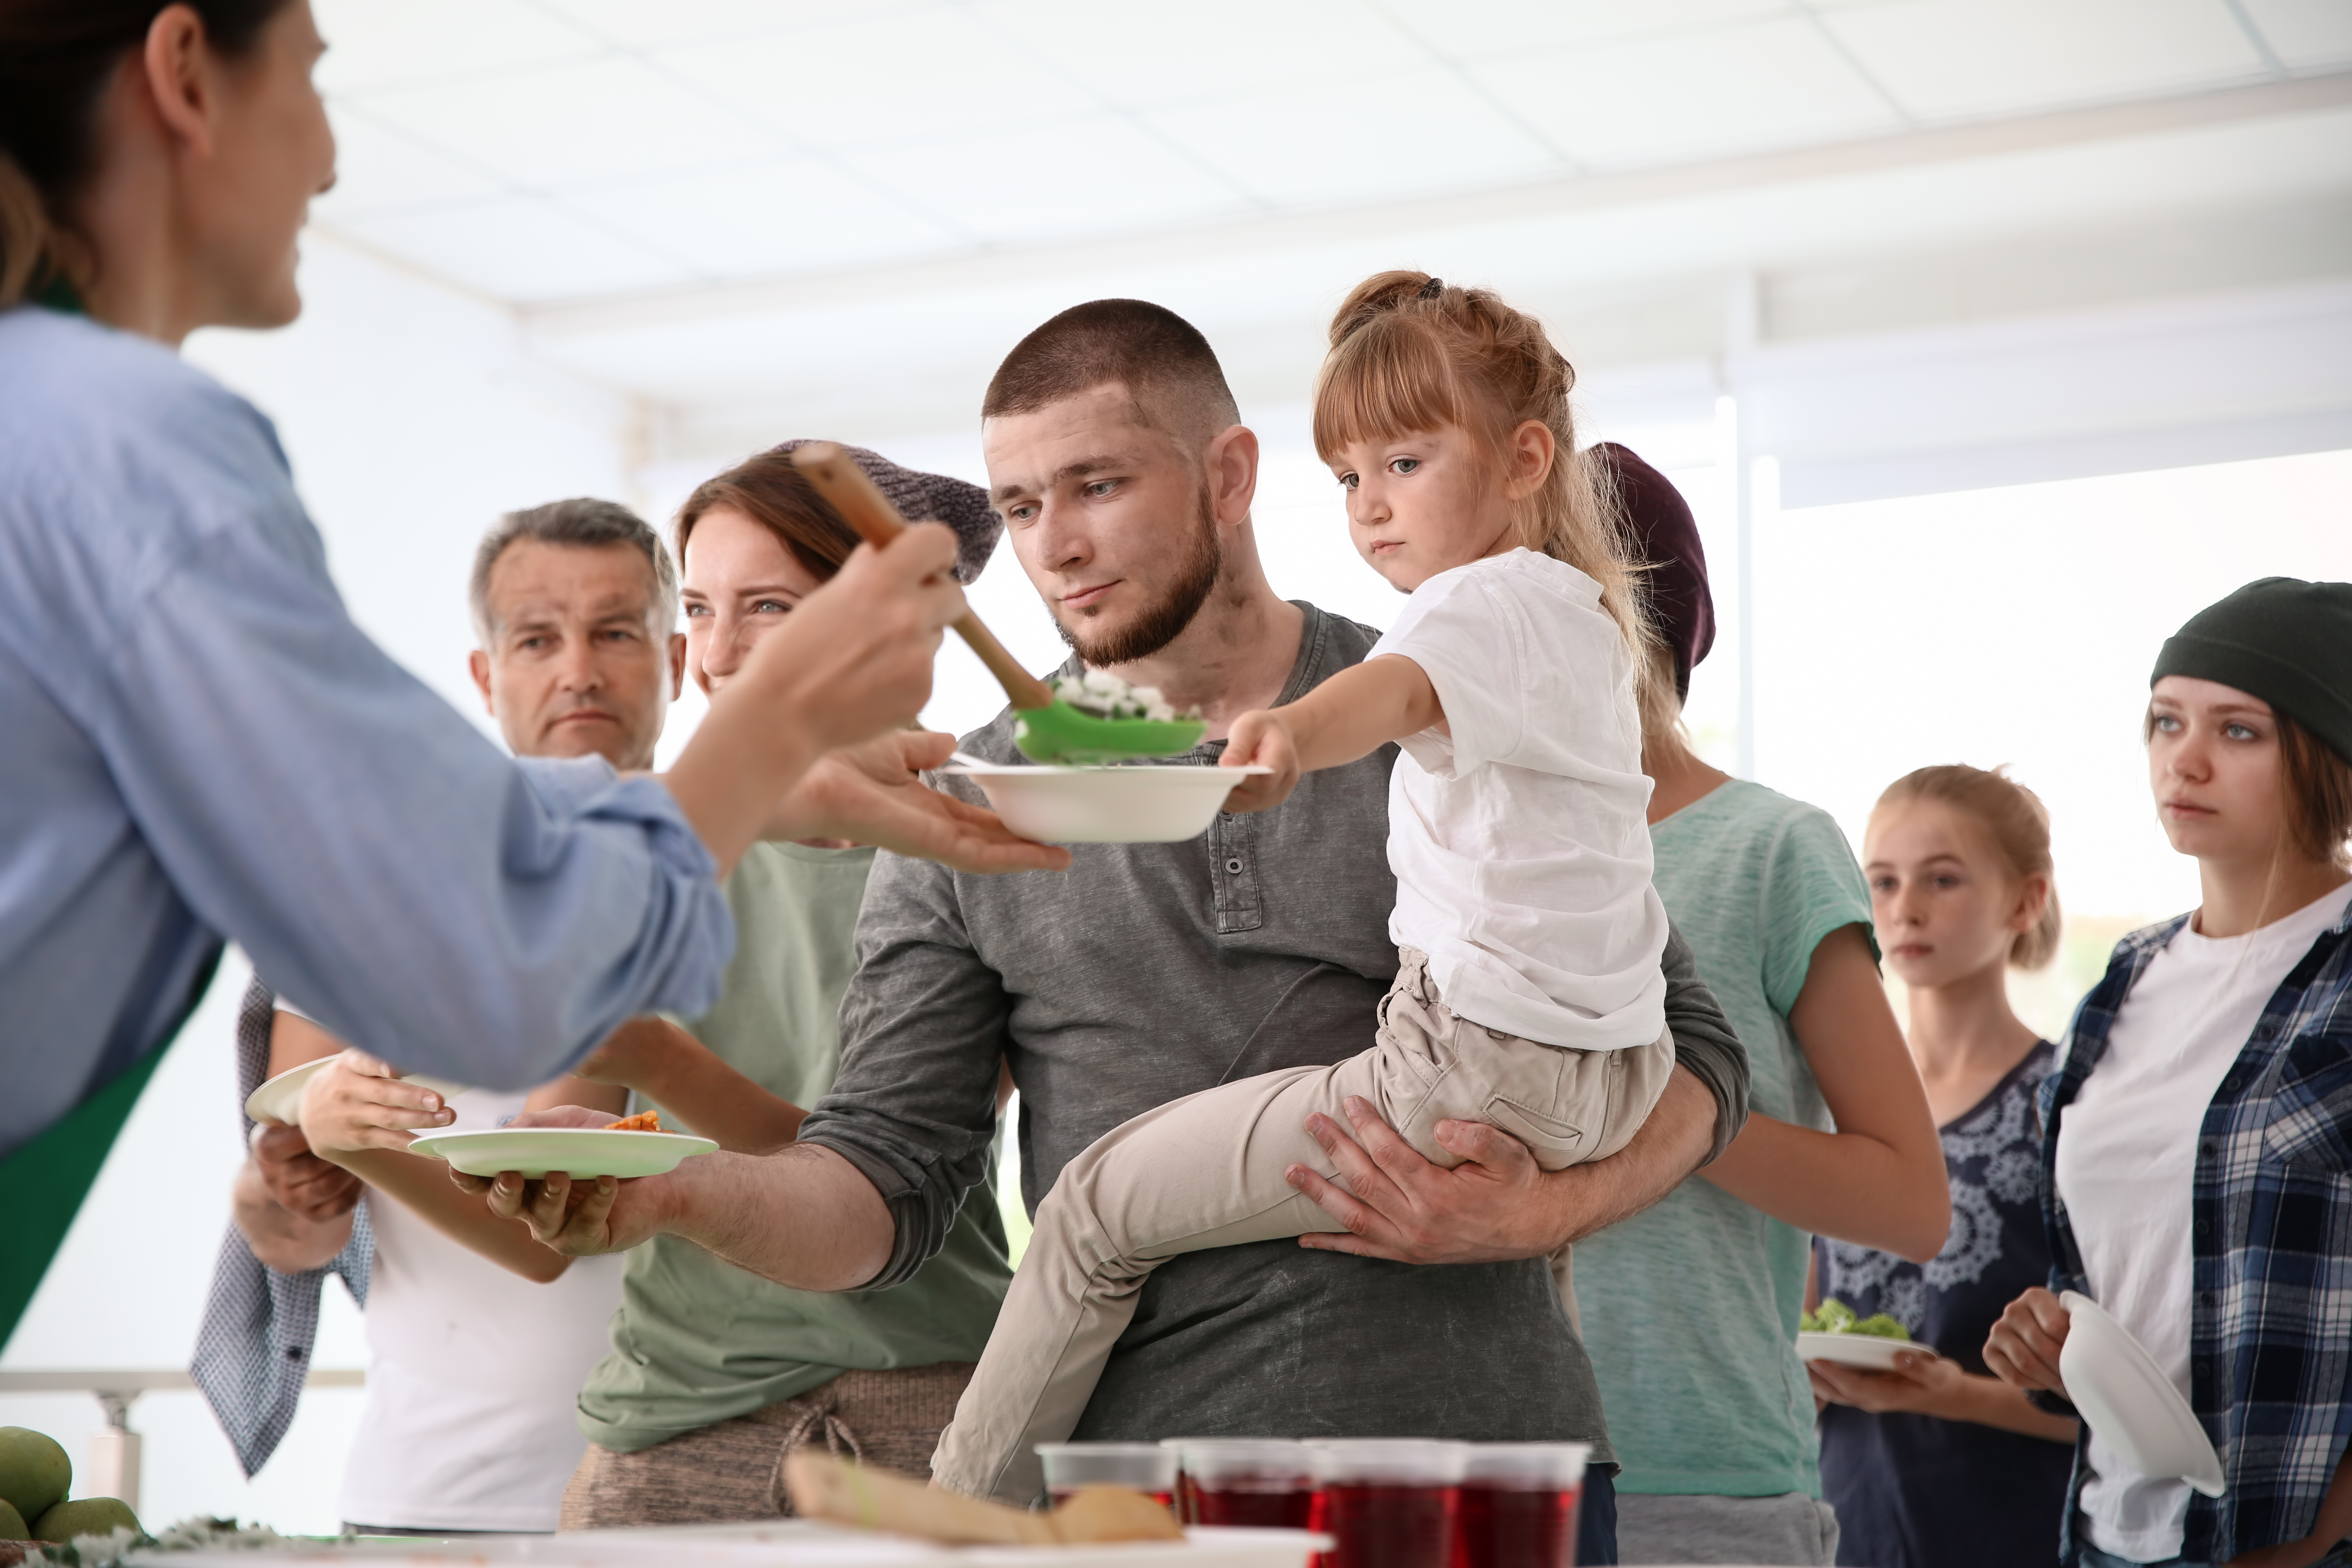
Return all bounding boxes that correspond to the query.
[1183,1441,1314,1530]
[1311,1440,1470,1568]
[1452,1443,1590,1568]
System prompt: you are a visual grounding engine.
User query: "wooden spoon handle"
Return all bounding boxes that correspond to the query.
[783,1452,1052,1545]
[791,442,1056,711]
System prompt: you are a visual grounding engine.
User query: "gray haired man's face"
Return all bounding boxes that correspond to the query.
[468,539,684,772]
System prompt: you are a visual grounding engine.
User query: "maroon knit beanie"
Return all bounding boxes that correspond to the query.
[1594,441,1713,699]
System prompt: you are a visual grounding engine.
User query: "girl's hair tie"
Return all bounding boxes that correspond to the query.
[1417,276,1445,299]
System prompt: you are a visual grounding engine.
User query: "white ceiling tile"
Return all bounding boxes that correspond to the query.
[2238,0,2352,67]
[974,0,1420,110]
[1820,0,2269,120]
[1471,17,1902,169]
[1147,67,1564,206]
[559,157,962,278]
[313,0,605,93]
[655,10,1069,149]
[351,56,788,190]
[537,0,932,49]
[1388,0,1796,60]
[843,116,1251,243]
[327,198,697,303]
[312,104,505,220]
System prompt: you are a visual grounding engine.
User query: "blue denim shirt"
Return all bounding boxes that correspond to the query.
[2040,895,2352,1565]
[0,307,733,1157]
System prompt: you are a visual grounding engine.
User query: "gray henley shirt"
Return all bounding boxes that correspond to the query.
[800,601,1748,1465]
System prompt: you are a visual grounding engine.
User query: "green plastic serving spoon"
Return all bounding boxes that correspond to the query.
[793,444,1207,765]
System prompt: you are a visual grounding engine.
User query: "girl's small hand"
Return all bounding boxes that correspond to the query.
[1807,1350,1960,1416]
[1221,709,1301,813]
[1983,1285,2072,1395]
[298,1049,454,1158]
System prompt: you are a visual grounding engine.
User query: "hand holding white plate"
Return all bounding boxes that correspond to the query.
[245,1054,470,1125]
[2058,1291,2224,1498]
[408,1126,717,1179]
[1795,1331,1935,1372]
[948,762,1272,844]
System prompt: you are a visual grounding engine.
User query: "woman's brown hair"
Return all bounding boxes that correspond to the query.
[2278,714,2352,869]
[1876,764,2064,970]
[673,451,862,584]
[0,0,292,307]
[1312,270,1651,669]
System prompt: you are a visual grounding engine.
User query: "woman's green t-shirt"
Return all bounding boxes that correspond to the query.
[575,842,1012,1453]
[1573,780,1873,1498]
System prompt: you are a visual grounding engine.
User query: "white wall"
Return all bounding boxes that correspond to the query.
[0,236,639,1536]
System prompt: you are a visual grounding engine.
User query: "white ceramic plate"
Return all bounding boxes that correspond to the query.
[948,764,1272,844]
[2059,1290,2225,1498]
[245,1054,470,1125]
[407,1126,717,1179]
[1795,1331,1929,1371]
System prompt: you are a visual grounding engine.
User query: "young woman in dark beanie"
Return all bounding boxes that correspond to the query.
[1987,577,2352,1568]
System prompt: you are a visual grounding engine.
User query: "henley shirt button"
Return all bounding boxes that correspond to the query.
[1226,858,1245,875]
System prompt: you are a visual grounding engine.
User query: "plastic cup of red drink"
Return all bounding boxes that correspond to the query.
[1452,1443,1589,1568]
[1310,1440,1470,1568]
[1035,1442,1179,1515]
[1181,1441,1316,1529]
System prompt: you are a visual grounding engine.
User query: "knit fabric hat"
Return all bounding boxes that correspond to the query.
[1593,441,1713,699]
[2153,577,2352,765]
[766,439,1003,585]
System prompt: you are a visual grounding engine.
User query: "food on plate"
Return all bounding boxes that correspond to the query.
[604,1110,662,1133]
[0,1428,69,1522]
[31,1496,141,1543]
[1049,671,1200,726]
[1801,1298,1909,1340]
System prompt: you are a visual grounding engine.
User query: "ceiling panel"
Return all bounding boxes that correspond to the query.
[351,55,789,191]
[842,115,1252,243]
[1147,67,1564,205]
[2239,0,2352,68]
[559,156,963,278]
[1820,0,2268,119]
[1472,16,1902,168]
[1388,0,1796,59]
[656,9,1073,149]
[335,197,697,301]
[313,105,506,221]
[313,0,604,93]
[974,0,1420,111]
[537,0,925,49]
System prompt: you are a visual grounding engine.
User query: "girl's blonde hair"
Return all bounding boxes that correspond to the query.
[1876,764,2064,970]
[1312,270,1651,667]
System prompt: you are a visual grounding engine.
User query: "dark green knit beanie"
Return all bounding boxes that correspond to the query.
[2152,577,2352,765]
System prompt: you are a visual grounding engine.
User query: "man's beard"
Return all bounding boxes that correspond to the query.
[1055,486,1223,668]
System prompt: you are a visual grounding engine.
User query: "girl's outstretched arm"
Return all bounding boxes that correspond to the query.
[1221,655,1441,812]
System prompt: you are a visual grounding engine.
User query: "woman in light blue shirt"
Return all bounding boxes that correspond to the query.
[0,0,1062,1343]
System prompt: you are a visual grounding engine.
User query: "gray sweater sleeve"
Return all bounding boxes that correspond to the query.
[796,848,1013,1291]
[1661,919,1750,1165]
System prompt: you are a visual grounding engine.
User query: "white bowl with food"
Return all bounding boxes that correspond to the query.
[949,763,1269,844]
[409,1126,717,1179]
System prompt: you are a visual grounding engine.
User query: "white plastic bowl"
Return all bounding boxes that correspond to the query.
[950,763,1270,844]
[2059,1290,2225,1497]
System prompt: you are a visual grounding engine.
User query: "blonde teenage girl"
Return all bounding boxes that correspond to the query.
[931,272,1677,1503]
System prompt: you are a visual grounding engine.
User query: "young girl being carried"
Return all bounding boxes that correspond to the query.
[932,271,1677,1503]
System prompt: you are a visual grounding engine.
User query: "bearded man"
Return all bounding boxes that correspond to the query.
[491,302,1750,1564]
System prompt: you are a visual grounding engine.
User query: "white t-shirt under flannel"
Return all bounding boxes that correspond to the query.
[1367,548,1668,1051]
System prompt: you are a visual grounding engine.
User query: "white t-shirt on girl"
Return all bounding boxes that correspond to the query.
[335,1083,624,1532]
[2056,882,2352,1563]
[1365,547,1668,1051]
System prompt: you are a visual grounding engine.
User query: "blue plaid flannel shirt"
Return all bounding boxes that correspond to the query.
[2038,896,2352,1566]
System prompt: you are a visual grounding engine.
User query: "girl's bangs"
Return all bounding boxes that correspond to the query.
[1313,318,1473,461]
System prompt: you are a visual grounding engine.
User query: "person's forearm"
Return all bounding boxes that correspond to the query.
[619,1024,806,1153]
[1529,1065,1716,1250]
[1929,1371,2079,1442]
[1702,1114,1952,1261]
[655,1143,897,1291]
[327,1147,570,1282]
[1285,656,1441,771]
[665,685,826,880]
[232,1159,352,1273]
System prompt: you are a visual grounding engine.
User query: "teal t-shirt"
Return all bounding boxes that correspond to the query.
[1573,780,1873,1497]
[575,842,1013,1453]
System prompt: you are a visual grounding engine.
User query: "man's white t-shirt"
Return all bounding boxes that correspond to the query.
[333,1081,624,1532]
[2056,882,2352,1563]
[1365,548,1668,1051]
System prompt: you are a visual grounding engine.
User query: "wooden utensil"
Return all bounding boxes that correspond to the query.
[783,1452,1183,1546]
[789,443,1206,766]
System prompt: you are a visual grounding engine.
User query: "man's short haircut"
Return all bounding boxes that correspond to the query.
[469,497,677,644]
[982,299,1241,448]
